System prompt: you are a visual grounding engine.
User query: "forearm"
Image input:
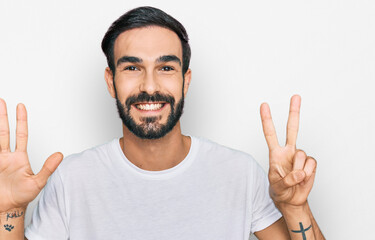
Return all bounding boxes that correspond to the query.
[305,203,325,240]
[0,207,26,240]
[278,202,325,240]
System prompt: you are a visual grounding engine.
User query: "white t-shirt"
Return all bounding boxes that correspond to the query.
[25,136,281,240]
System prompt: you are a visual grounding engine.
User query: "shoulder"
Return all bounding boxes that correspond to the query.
[55,138,118,178]
[192,136,261,171]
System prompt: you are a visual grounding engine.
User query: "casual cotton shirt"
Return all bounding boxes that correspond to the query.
[25,136,281,240]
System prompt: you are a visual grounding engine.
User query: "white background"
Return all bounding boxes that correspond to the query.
[1,0,374,239]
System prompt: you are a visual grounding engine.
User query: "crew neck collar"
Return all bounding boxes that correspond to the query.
[111,136,198,179]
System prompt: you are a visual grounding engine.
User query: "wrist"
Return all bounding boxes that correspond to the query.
[275,201,309,216]
[0,207,26,222]
[0,207,26,239]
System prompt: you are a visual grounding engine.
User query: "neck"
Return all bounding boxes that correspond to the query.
[119,121,191,171]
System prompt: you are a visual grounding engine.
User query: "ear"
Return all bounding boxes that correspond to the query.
[183,68,192,97]
[105,67,116,98]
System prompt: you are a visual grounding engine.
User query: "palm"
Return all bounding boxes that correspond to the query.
[260,95,316,207]
[0,99,62,212]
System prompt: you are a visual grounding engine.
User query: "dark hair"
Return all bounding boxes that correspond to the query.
[101,6,191,76]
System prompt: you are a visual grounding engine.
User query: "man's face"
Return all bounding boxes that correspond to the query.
[105,26,191,139]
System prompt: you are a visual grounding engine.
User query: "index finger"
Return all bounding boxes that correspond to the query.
[15,103,28,152]
[285,95,301,147]
[260,102,280,151]
[0,98,10,152]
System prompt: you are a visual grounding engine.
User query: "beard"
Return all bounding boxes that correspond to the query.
[115,91,184,140]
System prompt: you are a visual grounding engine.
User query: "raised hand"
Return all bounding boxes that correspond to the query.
[260,95,317,207]
[0,98,63,213]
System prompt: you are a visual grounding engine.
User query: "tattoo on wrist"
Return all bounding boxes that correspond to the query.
[6,210,24,221]
[291,222,312,240]
[3,224,14,232]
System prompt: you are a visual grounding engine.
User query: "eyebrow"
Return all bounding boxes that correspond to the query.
[156,55,181,66]
[116,56,142,66]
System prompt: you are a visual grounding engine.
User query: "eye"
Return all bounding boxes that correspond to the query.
[124,66,139,71]
[160,66,174,71]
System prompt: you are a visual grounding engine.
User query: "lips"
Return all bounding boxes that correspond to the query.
[134,102,166,111]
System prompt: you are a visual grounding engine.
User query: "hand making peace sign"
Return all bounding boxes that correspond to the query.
[260,95,317,207]
[0,99,63,213]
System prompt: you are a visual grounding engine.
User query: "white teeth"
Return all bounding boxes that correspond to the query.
[136,103,164,111]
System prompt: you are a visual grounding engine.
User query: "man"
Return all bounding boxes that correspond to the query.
[0,6,324,240]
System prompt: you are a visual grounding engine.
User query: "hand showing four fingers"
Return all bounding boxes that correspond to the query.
[260,95,317,207]
[0,99,63,213]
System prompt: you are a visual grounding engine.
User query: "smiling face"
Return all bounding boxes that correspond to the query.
[105,26,191,139]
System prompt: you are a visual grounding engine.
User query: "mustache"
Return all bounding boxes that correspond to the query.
[125,92,175,107]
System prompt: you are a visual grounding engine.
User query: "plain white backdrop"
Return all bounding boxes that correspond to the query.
[1,0,374,239]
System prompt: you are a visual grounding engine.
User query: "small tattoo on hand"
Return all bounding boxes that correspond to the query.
[4,224,14,232]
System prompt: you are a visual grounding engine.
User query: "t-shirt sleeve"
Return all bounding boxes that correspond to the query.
[250,161,282,233]
[25,168,69,240]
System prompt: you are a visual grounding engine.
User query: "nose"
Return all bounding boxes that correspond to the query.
[139,70,160,94]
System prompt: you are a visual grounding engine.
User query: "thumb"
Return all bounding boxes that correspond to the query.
[282,170,305,188]
[35,152,63,189]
